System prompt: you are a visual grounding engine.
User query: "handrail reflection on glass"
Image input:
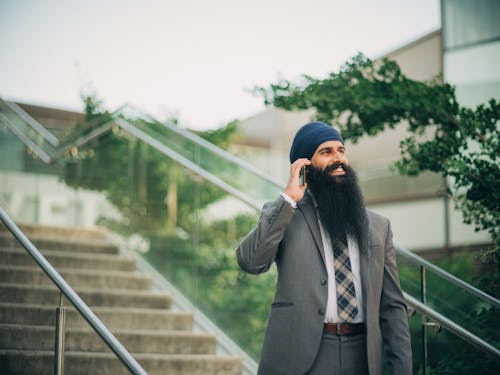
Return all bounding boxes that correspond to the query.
[0,206,148,375]
[397,246,499,308]
[0,99,127,164]
[50,121,116,162]
[3,101,60,146]
[0,112,52,163]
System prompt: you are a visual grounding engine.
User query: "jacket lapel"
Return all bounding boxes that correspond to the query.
[360,213,371,317]
[297,192,327,268]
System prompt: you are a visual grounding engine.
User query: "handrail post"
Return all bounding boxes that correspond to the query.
[421,265,428,375]
[54,291,66,375]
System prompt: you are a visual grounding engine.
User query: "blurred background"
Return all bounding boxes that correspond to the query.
[0,1,499,374]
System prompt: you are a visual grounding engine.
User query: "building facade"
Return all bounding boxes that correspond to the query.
[442,0,500,107]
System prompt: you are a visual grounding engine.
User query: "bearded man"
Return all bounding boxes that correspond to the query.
[237,122,412,375]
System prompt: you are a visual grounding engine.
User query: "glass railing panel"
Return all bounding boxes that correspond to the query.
[104,130,269,359]
[0,121,121,229]
[397,251,499,350]
[0,98,118,164]
[409,310,500,374]
[424,263,498,347]
[100,136,273,360]
[189,176,273,359]
[0,125,24,174]
[123,116,283,205]
[397,255,423,299]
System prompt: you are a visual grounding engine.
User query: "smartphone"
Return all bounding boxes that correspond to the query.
[299,165,308,185]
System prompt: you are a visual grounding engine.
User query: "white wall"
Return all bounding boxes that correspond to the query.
[368,197,490,251]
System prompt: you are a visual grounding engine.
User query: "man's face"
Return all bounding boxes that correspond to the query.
[310,140,348,176]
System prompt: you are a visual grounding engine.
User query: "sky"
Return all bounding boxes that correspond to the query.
[0,0,440,130]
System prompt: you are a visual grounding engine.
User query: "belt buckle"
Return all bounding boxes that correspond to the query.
[336,323,342,335]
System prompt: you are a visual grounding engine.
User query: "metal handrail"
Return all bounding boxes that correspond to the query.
[397,246,499,308]
[1,97,499,360]
[0,205,148,375]
[2,101,60,146]
[404,293,500,358]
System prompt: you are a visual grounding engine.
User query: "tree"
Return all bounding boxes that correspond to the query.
[255,53,500,252]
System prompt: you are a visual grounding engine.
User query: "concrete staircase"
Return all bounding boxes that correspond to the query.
[0,224,243,375]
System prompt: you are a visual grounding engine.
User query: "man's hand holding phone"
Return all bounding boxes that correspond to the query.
[284,158,311,203]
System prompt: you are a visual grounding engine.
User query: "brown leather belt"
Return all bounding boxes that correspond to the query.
[323,322,365,335]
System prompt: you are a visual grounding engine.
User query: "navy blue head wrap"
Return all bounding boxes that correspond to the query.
[289,122,344,163]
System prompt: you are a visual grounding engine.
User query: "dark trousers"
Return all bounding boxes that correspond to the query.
[306,332,368,375]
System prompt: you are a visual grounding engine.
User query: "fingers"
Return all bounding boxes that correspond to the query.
[290,158,311,177]
[291,158,311,185]
[284,158,311,202]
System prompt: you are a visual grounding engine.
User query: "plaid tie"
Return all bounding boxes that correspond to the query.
[333,236,358,322]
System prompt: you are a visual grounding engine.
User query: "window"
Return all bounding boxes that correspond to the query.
[443,0,500,49]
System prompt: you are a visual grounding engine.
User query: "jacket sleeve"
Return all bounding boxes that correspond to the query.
[236,196,296,274]
[379,221,413,375]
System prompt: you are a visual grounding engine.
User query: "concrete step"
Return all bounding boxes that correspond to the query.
[0,222,107,242]
[0,350,243,375]
[0,248,136,271]
[0,324,216,354]
[0,303,193,331]
[0,233,119,254]
[0,265,153,290]
[0,283,172,309]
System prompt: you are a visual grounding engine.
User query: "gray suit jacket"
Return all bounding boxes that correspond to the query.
[237,193,412,375]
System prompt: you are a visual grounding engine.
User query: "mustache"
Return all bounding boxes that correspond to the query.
[324,162,346,174]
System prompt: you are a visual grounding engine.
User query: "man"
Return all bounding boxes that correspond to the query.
[237,122,412,375]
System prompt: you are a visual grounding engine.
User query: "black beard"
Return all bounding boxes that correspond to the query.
[307,163,368,252]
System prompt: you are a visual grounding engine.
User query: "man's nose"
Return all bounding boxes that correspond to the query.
[330,152,344,163]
